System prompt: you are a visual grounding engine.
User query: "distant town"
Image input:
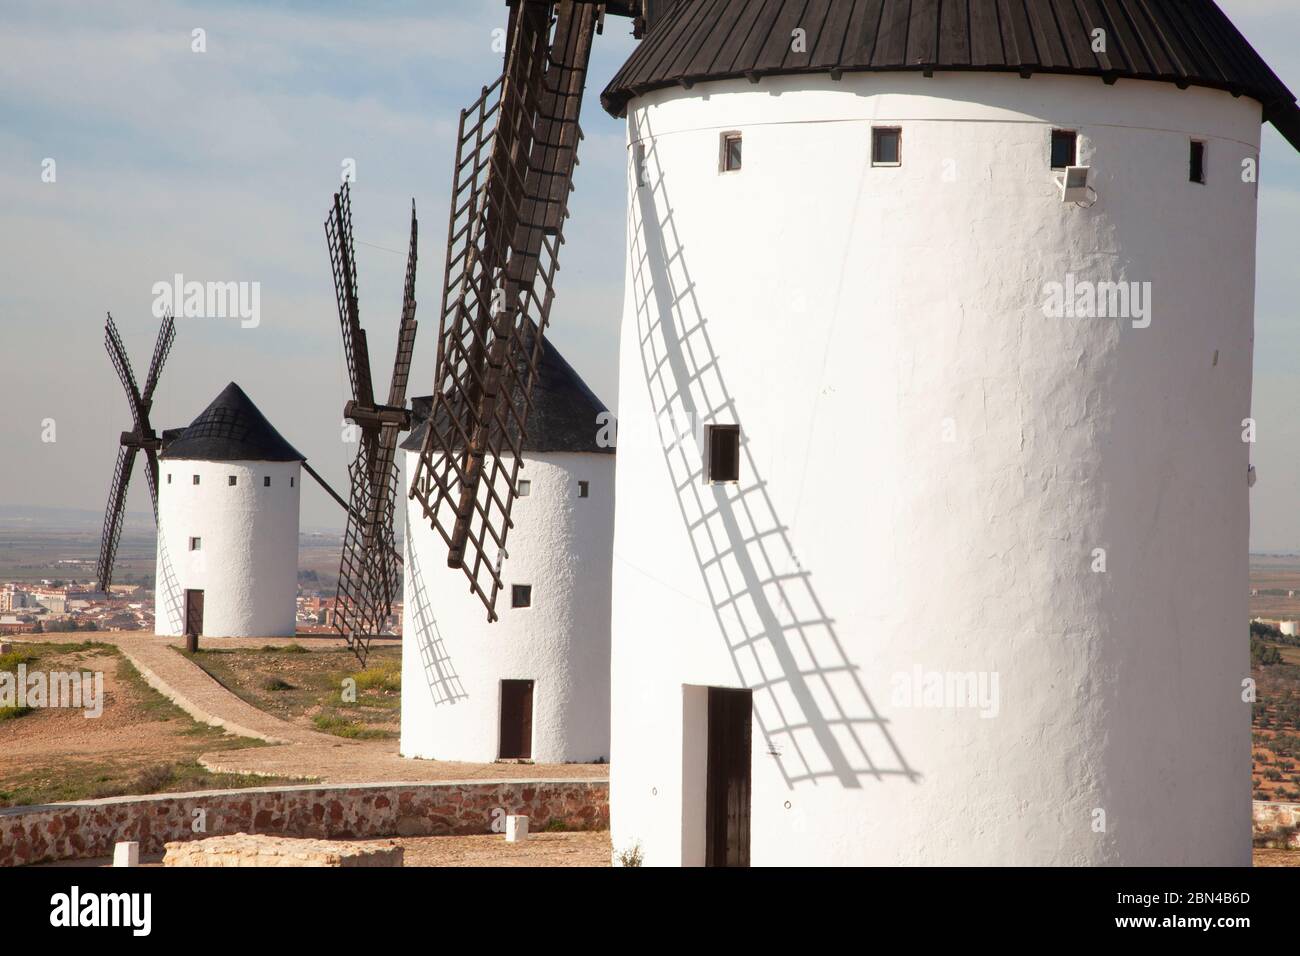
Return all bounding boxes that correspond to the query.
[0,578,402,637]
[0,516,401,638]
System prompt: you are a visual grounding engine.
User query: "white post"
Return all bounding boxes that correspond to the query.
[505,815,529,843]
[113,841,140,867]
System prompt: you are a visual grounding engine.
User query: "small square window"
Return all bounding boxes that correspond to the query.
[512,584,532,608]
[263,476,271,487]
[518,479,531,497]
[1190,140,1206,184]
[720,132,742,172]
[578,480,589,498]
[228,475,237,487]
[192,475,200,486]
[1051,129,1078,170]
[188,537,201,551]
[635,143,647,187]
[706,425,741,484]
[871,127,901,166]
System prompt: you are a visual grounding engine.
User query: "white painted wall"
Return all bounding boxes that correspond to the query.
[155,459,301,638]
[610,72,1260,866]
[401,449,614,764]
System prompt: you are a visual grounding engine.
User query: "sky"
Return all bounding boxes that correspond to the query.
[0,0,1296,547]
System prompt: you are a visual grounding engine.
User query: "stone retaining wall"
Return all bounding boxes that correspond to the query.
[1252,800,1300,849]
[0,779,608,867]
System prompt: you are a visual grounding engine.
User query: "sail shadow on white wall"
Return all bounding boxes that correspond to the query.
[629,121,918,789]
[155,522,184,634]
[406,530,466,705]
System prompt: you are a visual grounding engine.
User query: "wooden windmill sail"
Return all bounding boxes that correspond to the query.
[96,312,175,594]
[325,182,419,664]
[409,0,612,621]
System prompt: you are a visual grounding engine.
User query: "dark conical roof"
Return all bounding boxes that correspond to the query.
[160,382,304,462]
[402,327,614,456]
[601,0,1300,151]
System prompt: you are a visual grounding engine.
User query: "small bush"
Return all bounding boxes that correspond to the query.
[0,706,33,721]
[312,713,387,739]
[128,764,175,794]
[351,660,401,693]
[616,841,644,868]
[263,676,296,692]
[262,643,309,654]
[0,648,40,671]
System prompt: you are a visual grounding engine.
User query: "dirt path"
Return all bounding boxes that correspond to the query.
[8,633,606,787]
[110,635,343,745]
[197,740,607,783]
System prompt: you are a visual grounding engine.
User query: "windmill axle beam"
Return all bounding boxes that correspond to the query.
[119,430,162,451]
[344,400,411,431]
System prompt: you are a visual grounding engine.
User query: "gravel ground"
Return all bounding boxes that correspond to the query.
[41,830,612,868]
[386,831,611,866]
[1252,848,1300,867]
[43,839,1295,868]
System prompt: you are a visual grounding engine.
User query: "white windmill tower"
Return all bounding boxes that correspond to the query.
[405,0,1297,865]
[593,0,1300,866]
[154,382,304,640]
[401,327,615,763]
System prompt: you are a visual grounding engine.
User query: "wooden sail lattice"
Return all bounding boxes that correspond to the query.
[326,182,419,665]
[333,434,402,661]
[410,0,598,621]
[96,312,174,593]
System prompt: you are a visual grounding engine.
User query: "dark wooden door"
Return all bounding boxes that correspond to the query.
[499,679,534,759]
[706,687,752,867]
[184,589,204,637]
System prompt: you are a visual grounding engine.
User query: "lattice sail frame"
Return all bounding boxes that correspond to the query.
[96,312,174,594]
[333,436,402,661]
[410,0,598,621]
[326,182,419,665]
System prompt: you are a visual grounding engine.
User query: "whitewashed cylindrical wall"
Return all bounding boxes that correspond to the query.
[155,459,301,638]
[610,72,1260,866]
[401,450,614,763]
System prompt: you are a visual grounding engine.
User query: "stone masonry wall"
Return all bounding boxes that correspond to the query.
[1252,800,1300,849]
[0,779,608,867]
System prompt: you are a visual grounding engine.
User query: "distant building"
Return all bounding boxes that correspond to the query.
[31,590,67,614]
[0,588,32,612]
